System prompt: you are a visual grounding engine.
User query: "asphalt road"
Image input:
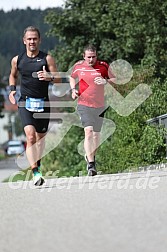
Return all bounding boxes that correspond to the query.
[0,156,20,182]
[0,169,167,252]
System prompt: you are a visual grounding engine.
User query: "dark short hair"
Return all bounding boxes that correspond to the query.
[23,26,40,38]
[83,44,97,53]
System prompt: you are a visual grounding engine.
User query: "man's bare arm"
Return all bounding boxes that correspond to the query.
[9,56,19,104]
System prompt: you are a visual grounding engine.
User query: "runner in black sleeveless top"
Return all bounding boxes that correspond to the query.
[17,50,50,133]
[9,26,61,186]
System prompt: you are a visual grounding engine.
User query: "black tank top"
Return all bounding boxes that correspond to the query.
[17,51,49,99]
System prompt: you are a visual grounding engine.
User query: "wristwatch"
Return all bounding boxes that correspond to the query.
[9,85,16,91]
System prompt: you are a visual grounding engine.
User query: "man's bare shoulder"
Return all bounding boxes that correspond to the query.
[12,55,18,62]
[11,55,19,66]
[46,54,55,62]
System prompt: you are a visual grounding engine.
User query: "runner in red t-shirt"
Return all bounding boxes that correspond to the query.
[70,44,114,176]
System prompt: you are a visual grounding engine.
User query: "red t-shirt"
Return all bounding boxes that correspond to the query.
[71,60,113,108]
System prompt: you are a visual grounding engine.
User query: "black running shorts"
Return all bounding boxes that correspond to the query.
[18,99,50,133]
[77,105,105,132]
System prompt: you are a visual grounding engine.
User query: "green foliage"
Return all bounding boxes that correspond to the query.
[99,67,167,172]
[46,0,167,76]
[3,169,32,182]
[0,153,5,161]
[41,126,86,177]
[138,125,166,164]
[144,78,167,117]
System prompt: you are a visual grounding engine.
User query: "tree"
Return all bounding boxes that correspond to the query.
[46,0,167,76]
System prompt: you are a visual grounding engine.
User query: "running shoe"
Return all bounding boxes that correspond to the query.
[85,154,97,175]
[33,172,45,186]
[87,162,97,176]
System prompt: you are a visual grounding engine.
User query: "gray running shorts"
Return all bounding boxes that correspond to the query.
[77,105,105,132]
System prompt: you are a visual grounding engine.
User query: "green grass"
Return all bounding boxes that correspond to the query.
[3,169,33,183]
[0,153,5,161]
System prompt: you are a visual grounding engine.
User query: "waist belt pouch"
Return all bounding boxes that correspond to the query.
[25,97,44,112]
